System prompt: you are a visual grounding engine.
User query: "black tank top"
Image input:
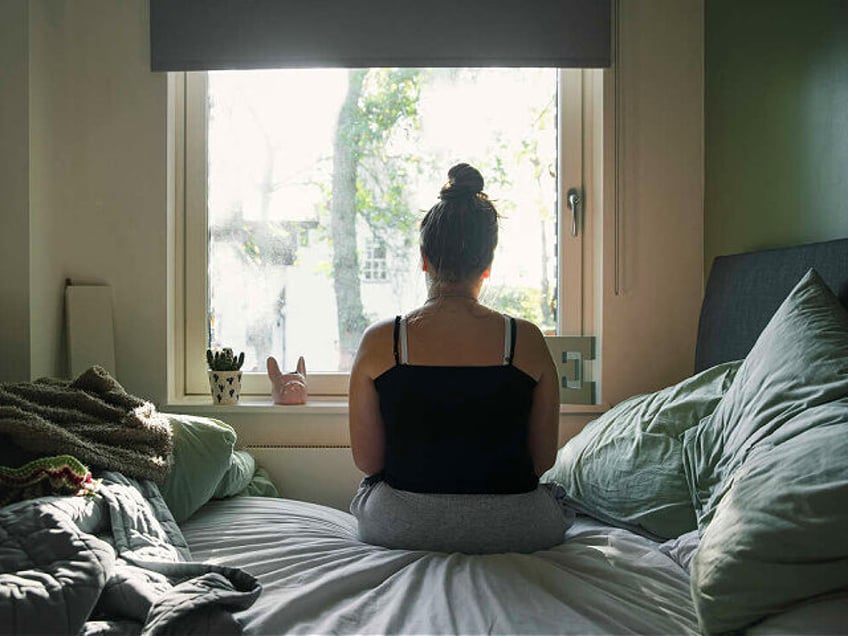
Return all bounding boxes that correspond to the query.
[374,314,539,494]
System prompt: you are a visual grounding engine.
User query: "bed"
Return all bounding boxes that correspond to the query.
[180,237,848,635]
[2,238,848,634]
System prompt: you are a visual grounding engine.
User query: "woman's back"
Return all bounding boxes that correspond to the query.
[375,303,540,494]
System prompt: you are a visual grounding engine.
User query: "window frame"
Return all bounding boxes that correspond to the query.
[175,69,595,399]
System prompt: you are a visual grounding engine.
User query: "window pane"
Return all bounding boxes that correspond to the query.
[206,68,557,373]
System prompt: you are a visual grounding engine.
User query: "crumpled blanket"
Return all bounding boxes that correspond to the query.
[0,366,172,483]
[0,471,261,635]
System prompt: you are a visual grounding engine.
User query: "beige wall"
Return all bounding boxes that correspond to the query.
[4,0,705,407]
[8,0,170,400]
[0,0,31,383]
[599,0,705,405]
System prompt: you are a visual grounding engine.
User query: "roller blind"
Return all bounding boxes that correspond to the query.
[150,0,611,71]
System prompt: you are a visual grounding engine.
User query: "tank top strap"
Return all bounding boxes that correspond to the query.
[399,315,409,364]
[393,316,401,365]
[392,315,409,365]
[503,315,517,365]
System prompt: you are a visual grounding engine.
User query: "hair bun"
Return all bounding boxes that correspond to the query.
[439,163,484,200]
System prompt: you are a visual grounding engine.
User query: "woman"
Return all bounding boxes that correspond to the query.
[349,163,571,553]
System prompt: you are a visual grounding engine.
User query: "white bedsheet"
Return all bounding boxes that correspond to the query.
[181,497,698,635]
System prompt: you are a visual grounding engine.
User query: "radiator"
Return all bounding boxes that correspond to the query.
[245,445,363,512]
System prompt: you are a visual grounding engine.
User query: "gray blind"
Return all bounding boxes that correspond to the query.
[150,0,611,71]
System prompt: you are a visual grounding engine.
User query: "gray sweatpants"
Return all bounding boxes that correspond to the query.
[350,480,574,554]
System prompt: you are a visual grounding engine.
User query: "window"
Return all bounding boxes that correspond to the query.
[179,68,599,398]
[362,240,388,283]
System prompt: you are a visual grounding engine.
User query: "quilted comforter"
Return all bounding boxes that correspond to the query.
[0,471,260,635]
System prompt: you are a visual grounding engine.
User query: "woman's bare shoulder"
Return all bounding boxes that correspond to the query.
[364,316,397,338]
[511,317,554,379]
[354,316,399,378]
[513,316,546,343]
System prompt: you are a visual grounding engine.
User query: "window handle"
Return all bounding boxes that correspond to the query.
[567,187,581,237]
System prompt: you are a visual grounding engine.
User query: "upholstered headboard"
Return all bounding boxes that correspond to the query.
[694,237,848,373]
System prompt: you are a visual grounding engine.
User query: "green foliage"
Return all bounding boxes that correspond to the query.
[483,285,555,334]
[206,347,245,371]
[353,69,423,244]
[357,69,421,151]
[358,164,420,243]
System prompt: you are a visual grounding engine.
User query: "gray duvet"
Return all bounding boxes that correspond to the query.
[0,472,260,635]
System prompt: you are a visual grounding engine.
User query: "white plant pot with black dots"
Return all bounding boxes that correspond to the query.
[208,370,242,405]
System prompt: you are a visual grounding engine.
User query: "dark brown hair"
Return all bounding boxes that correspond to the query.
[420,163,499,284]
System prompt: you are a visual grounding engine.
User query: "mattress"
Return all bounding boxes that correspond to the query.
[181,496,698,635]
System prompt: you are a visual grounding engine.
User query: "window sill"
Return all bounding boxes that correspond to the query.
[163,397,607,416]
[161,398,607,448]
[163,396,349,415]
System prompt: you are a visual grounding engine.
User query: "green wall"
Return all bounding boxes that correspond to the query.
[0,1,31,382]
[705,0,848,271]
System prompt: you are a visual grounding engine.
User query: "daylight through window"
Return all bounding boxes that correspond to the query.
[202,68,559,376]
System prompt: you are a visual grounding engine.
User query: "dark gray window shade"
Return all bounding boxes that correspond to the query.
[150,0,611,71]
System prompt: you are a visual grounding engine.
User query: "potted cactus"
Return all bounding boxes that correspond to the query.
[206,347,245,405]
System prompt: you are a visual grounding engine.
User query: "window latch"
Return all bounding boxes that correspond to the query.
[567,187,582,237]
[544,335,597,405]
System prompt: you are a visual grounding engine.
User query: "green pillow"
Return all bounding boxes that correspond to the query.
[159,414,237,522]
[691,401,848,634]
[236,466,281,498]
[683,269,848,633]
[682,268,848,531]
[213,449,256,499]
[542,359,741,539]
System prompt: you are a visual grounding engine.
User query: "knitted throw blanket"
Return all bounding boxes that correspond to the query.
[0,366,172,483]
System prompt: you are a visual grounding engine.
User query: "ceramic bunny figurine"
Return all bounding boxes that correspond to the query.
[267,355,307,405]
